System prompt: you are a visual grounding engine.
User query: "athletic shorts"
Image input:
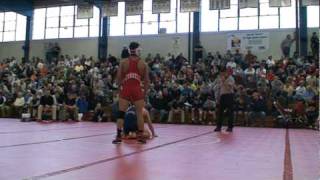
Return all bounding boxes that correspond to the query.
[120,84,144,102]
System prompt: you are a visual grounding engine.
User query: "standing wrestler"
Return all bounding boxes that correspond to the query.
[112,42,150,144]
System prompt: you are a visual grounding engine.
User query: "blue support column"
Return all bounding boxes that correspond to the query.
[23,15,32,62]
[299,5,308,56]
[98,16,108,60]
[192,11,200,64]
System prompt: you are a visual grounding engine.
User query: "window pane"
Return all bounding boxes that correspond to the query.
[240,8,257,16]
[33,8,46,40]
[126,15,141,35]
[126,23,141,35]
[90,7,100,26]
[59,27,73,38]
[142,0,158,34]
[160,0,176,33]
[177,0,190,33]
[307,6,319,28]
[5,12,16,21]
[142,22,158,34]
[89,25,99,37]
[220,0,238,18]
[3,31,15,42]
[201,0,218,32]
[46,17,59,28]
[75,18,89,26]
[259,16,279,29]
[280,0,296,28]
[4,21,16,31]
[260,0,278,15]
[60,16,74,27]
[0,22,3,32]
[220,18,238,31]
[74,26,88,37]
[16,14,26,41]
[239,16,258,30]
[61,6,74,16]
[47,7,60,17]
[0,32,3,42]
[159,21,176,33]
[0,12,3,20]
[110,2,125,36]
[45,28,59,39]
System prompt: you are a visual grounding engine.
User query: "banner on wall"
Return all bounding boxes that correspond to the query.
[152,0,171,14]
[180,0,201,12]
[227,32,270,52]
[125,0,144,16]
[209,0,231,10]
[77,4,93,19]
[239,0,258,9]
[269,0,291,7]
[103,1,118,17]
[302,0,319,6]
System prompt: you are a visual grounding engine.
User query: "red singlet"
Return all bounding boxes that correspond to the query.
[119,56,144,102]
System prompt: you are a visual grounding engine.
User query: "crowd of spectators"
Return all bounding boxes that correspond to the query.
[0,36,319,128]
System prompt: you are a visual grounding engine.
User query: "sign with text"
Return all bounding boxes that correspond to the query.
[180,0,201,12]
[77,4,93,19]
[126,0,144,16]
[209,0,231,10]
[227,32,270,52]
[152,0,171,14]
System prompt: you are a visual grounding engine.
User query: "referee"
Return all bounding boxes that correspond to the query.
[213,68,236,132]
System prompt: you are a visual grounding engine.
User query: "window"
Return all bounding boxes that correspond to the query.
[33,5,100,39]
[260,16,279,29]
[201,0,219,32]
[16,14,27,41]
[177,0,191,33]
[59,6,74,38]
[89,6,100,37]
[259,0,279,29]
[45,7,60,39]
[32,8,46,40]
[0,13,3,41]
[239,8,258,30]
[142,0,158,35]
[74,6,89,38]
[3,12,17,42]
[125,15,141,35]
[110,2,125,36]
[280,0,296,28]
[159,0,176,33]
[220,0,238,31]
[307,6,319,28]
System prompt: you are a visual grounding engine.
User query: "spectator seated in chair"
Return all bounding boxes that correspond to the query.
[38,89,57,121]
[76,95,89,121]
[63,93,78,121]
[201,96,216,125]
[92,103,104,122]
[26,90,40,120]
[0,91,9,118]
[248,91,267,127]
[234,86,250,126]
[149,90,169,123]
[13,92,25,118]
[168,98,185,124]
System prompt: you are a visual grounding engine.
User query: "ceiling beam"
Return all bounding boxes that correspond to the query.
[0,0,33,16]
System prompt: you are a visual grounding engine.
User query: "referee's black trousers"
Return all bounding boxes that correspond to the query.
[216,93,234,129]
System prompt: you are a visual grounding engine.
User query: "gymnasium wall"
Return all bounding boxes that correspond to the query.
[0,28,317,61]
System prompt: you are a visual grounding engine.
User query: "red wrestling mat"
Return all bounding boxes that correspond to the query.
[0,118,318,180]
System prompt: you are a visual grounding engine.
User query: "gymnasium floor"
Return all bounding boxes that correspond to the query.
[0,118,319,180]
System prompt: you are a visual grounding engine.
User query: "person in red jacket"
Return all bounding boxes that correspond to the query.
[112,42,150,144]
